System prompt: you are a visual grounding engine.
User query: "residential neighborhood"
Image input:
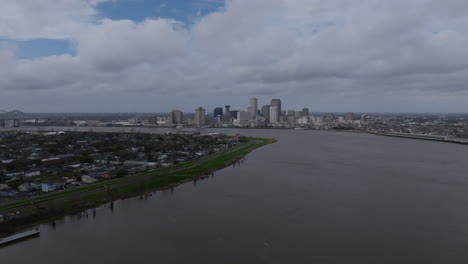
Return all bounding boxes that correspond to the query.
[0,131,241,204]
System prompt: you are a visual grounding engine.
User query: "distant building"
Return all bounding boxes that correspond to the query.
[229,110,239,119]
[194,107,206,127]
[270,106,279,123]
[222,105,231,123]
[261,105,270,123]
[345,112,354,122]
[235,111,251,127]
[214,107,223,117]
[270,99,281,121]
[169,110,183,124]
[302,108,309,116]
[250,98,258,119]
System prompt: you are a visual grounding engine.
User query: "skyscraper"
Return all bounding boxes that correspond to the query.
[194,107,206,127]
[250,98,258,119]
[214,107,223,117]
[270,106,279,123]
[270,99,281,122]
[302,108,309,116]
[261,105,270,122]
[169,110,183,124]
[225,105,230,117]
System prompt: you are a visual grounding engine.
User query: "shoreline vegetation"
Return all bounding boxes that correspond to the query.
[0,137,276,235]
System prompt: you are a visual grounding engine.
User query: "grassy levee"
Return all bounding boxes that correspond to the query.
[0,137,275,215]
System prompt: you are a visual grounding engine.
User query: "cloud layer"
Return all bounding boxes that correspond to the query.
[1,0,468,112]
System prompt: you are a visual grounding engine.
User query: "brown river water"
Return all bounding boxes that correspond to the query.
[1,127,468,263]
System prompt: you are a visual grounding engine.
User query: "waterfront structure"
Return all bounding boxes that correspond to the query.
[169,110,183,125]
[250,98,258,119]
[194,107,206,127]
[214,107,223,117]
[270,106,279,123]
[261,105,270,123]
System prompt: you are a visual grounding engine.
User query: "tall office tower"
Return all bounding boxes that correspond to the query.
[261,105,270,122]
[250,98,258,119]
[225,105,231,117]
[214,107,223,117]
[302,108,309,116]
[345,112,354,122]
[270,99,282,119]
[270,106,279,123]
[230,110,239,119]
[194,107,206,127]
[169,110,183,124]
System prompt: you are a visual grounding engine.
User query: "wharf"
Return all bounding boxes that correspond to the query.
[0,229,40,246]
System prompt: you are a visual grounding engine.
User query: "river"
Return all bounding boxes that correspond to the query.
[2,127,468,263]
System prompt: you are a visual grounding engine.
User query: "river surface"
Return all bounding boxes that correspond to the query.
[2,127,468,263]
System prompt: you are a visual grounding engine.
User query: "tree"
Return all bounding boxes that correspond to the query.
[79,155,94,164]
[116,169,128,178]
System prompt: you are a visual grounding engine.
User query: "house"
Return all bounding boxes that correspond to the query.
[55,154,77,162]
[233,134,247,142]
[0,191,16,197]
[18,183,41,192]
[6,171,25,178]
[41,183,57,193]
[41,157,63,166]
[82,175,97,184]
[25,171,41,177]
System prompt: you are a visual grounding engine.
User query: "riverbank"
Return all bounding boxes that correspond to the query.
[0,137,276,235]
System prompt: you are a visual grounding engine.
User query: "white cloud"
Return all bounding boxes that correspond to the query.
[1,0,468,112]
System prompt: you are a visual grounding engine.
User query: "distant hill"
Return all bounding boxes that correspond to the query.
[0,110,7,114]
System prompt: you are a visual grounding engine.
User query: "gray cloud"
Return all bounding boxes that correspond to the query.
[1,0,468,112]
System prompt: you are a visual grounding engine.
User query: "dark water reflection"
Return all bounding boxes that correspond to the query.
[2,128,468,263]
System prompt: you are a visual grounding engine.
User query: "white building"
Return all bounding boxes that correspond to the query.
[194,107,206,127]
[234,111,252,127]
[270,106,279,123]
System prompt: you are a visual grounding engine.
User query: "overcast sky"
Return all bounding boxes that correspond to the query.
[1,0,468,113]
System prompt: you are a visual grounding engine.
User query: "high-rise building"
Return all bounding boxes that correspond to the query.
[270,106,279,123]
[261,105,270,122]
[194,107,206,127]
[214,107,223,117]
[302,108,309,116]
[270,99,281,121]
[250,98,258,119]
[230,110,239,119]
[225,105,230,117]
[345,112,354,122]
[169,110,183,124]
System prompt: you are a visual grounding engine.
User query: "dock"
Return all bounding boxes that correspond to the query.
[0,229,40,246]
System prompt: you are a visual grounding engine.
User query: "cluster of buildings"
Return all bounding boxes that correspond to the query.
[0,131,241,202]
[8,99,468,140]
[162,98,311,128]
